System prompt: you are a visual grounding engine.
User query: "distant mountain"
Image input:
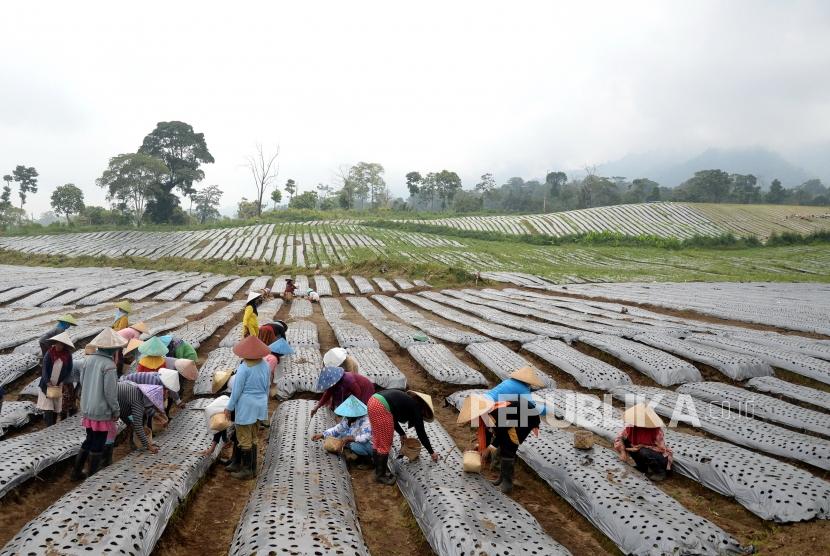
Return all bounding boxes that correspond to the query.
[596,147,819,189]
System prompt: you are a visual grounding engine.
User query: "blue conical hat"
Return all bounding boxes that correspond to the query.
[268,338,294,356]
[335,395,368,418]
[138,336,168,357]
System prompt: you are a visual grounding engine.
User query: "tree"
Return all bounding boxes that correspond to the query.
[139,121,214,223]
[284,179,297,201]
[730,174,761,203]
[289,190,318,209]
[545,171,568,199]
[270,188,283,209]
[2,175,12,191]
[624,178,660,204]
[766,179,786,204]
[578,174,621,208]
[405,171,422,199]
[245,144,279,217]
[346,162,385,209]
[12,165,39,216]
[475,173,497,210]
[434,170,462,209]
[50,183,85,223]
[237,198,259,219]
[97,153,169,226]
[675,169,732,202]
[192,185,223,224]
[453,190,483,213]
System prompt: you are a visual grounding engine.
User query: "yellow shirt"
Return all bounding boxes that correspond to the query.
[242,305,259,338]
[112,315,129,332]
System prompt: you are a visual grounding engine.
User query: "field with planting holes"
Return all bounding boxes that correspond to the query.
[0,257,828,555]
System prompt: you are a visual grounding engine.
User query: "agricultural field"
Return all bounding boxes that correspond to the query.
[0,265,829,555]
[1,203,829,284]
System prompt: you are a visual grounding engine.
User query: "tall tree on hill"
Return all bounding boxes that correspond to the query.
[2,174,12,192]
[271,188,282,210]
[345,162,384,209]
[625,178,660,204]
[50,183,85,224]
[139,121,214,223]
[475,173,497,210]
[192,184,223,224]
[765,179,786,204]
[434,170,462,210]
[12,165,38,220]
[675,169,732,202]
[245,143,280,217]
[730,174,761,203]
[97,153,169,226]
[405,171,422,202]
[284,179,296,202]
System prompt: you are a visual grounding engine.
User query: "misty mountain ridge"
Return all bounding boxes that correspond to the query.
[595,146,823,189]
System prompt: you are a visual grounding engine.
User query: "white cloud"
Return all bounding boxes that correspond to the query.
[1,0,828,215]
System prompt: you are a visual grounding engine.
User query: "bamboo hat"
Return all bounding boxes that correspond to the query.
[138,336,168,357]
[623,403,664,428]
[48,331,75,350]
[233,335,270,359]
[408,391,434,422]
[456,394,495,425]
[246,291,263,303]
[124,338,144,355]
[173,358,198,380]
[89,328,128,349]
[157,368,181,393]
[323,347,348,368]
[130,322,149,334]
[115,300,133,313]
[510,366,545,388]
[57,314,78,326]
[212,370,233,393]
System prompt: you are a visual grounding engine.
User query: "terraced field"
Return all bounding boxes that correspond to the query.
[0,264,829,555]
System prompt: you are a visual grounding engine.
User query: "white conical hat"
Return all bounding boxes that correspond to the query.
[48,331,75,350]
[89,328,128,349]
[157,368,180,393]
[246,291,263,303]
[323,347,348,368]
[623,403,664,428]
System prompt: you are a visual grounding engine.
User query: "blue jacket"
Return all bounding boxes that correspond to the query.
[226,359,270,425]
[483,378,546,416]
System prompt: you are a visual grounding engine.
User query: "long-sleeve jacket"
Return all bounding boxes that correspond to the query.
[112,311,129,332]
[376,389,434,455]
[484,378,547,416]
[168,339,197,361]
[80,352,120,421]
[39,348,73,393]
[323,415,372,444]
[242,305,259,338]
[226,359,270,425]
[121,372,180,402]
[314,372,374,412]
[117,382,153,449]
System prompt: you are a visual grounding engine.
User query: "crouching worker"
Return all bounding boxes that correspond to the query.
[225,335,271,480]
[458,367,547,493]
[312,395,373,466]
[116,381,162,459]
[310,360,373,418]
[202,395,231,457]
[614,402,673,481]
[367,389,439,485]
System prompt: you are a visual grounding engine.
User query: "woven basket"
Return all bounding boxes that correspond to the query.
[209,413,230,432]
[323,436,343,453]
[463,450,482,473]
[400,437,421,461]
[574,430,594,450]
[46,385,63,400]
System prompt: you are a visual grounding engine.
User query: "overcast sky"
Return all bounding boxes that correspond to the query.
[2,0,829,216]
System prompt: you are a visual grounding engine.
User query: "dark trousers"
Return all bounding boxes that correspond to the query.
[487,402,541,458]
[81,429,108,453]
[624,439,669,473]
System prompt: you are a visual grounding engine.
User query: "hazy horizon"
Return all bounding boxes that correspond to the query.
[2,0,829,216]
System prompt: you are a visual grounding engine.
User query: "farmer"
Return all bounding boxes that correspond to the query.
[458,367,547,493]
[323,345,359,373]
[118,338,143,374]
[367,389,439,485]
[135,336,168,372]
[111,300,132,331]
[282,278,296,301]
[224,335,271,480]
[266,337,294,382]
[158,334,198,361]
[309,361,374,417]
[307,289,320,303]
[201,395,231,457]
[117,321,148,342]
[614,402,673,481]
[312,395,373,465]
[257,319,288,345]
[115,381,162,459]
[37,331,75,427]
[38,314,77,355]
[72,328,126,481]
[121,368,181,414]
[242,291,263,339]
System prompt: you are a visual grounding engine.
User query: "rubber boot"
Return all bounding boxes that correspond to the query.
[87,452,103,478]
[231,449,254,480]
[499,457,516,494]
[225,442,242,472]
[373,453,396,485]
[70,450,89,481]
[102,444,114,468]
[44,411,56,427]
[251,445,258,477]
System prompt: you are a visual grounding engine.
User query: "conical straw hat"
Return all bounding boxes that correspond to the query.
[130,322,149,334]
[157,368,181,393]
[89,328,128,349]
[138,336,168,357]
[456,394,495,425]
[335,395,368,418]
[510,366,545,388]
[323,347,348,368]
[57,314,78,326]
[408,391,434,422]
[233,335,270,359]
[48,331,75,350]
[174,359,198,380]
[124,338,144,355]
[246,291,263,303]
[623,403,664,428]
[211,370,233,394]
[115,300,132,313]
